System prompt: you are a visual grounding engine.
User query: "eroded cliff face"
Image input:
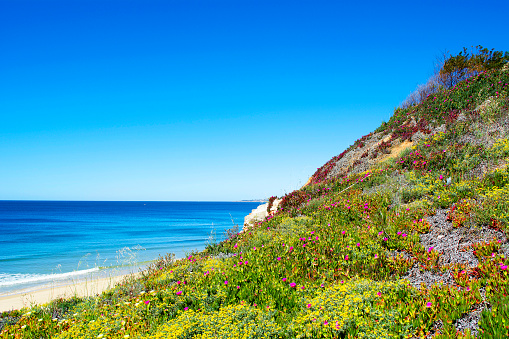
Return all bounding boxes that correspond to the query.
[243,198,281,229]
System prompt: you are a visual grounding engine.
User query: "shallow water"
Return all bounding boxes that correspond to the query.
[0,200,260,295]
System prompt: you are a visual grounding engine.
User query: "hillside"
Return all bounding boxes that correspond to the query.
[2,58,509,338]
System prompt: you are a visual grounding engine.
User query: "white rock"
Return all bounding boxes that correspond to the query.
[243,199,281,229]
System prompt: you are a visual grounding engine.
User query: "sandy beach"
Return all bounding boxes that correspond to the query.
[0,274,131,313]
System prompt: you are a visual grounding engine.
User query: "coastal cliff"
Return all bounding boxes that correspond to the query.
[3,51,509,338]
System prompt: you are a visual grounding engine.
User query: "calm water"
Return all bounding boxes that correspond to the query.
[0,200,260,295]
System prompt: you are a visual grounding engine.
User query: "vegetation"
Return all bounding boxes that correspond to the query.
[1,48,509,338]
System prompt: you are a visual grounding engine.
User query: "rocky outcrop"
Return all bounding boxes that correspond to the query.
[243,199,281,229]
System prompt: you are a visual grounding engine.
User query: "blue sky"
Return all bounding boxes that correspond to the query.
[1,0,508,201]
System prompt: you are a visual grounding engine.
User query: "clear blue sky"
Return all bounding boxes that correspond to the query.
[1,0,508,201]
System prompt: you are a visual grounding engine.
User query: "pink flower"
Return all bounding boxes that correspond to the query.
[301,286,305,290]
[290,282,296,288]
[277,257,281,261]
[177,281,181,285]
[345,255,349,260]
[237,285,240,289]
[428,247,434,253]
[501,265,508,270]
[234,243,238,248]
[324,320,329,325]
[377,292,381,297]
[176,291,182,295]
[289,246,294,251]
[378,231,383,235]
[426,302,432,308]
[224,280,228,285]
[184,307,189,311]
[145,300,150,305]
[282,277,287,282]
[341,231,346,235]
[397,231,402,235]
[374,254,378,259]
[356,243,360,247]
[307,303,311,308]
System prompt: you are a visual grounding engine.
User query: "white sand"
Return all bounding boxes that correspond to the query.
[0,274,132,312]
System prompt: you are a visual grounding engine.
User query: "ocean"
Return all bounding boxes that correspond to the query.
[0,200,261,296]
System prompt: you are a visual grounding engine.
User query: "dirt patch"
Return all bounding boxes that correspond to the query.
[378,140,413,163]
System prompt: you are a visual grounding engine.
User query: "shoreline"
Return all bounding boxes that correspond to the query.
[0,273,135,313]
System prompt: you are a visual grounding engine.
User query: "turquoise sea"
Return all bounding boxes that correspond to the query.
[0,201,261,296]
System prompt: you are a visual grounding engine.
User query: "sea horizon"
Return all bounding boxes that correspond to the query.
[0,200,261,296]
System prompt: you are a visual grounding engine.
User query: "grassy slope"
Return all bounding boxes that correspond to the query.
[2,69,509,339]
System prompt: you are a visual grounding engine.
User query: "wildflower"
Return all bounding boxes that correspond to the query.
[290,282,297,288]
[374,254,378,259]
[224,280,228,285]
[377,292,381,297]
[301,286,305,290]
[277,257,281,261]
[356,243,360,246]
[307,303,311,308]
[176,291,182,295]
[428,247,433,253]
[282,277,287,281]
[145,300,150,305]
[184,307,189,311]
[237,285,240,289]
[501,265,508,270]
[383,237,388,241]
[345,255,349,260]
[234,243,238,248]
[378,231,383,235]
[426,302,432,307]
[324,320,329,325]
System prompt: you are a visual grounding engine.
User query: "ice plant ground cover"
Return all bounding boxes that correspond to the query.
[2,69,509,338]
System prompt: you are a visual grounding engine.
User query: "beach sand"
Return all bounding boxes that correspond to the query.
[0,274,131,313]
